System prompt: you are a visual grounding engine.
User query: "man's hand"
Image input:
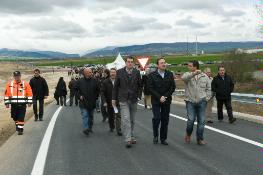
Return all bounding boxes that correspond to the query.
[80,96,84,101]
[112,100,116,107]
[5,104,9,108]
[44,96,48,99]
[103,103,107,107]
[160,96,166,103]
[28,104,32,107]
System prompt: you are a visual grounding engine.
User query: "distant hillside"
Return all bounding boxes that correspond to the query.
[84,42,263,57]
[0,48,79,59]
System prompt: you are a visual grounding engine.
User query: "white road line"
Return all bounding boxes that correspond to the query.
[138,103,263,148]
[31,100,68,175]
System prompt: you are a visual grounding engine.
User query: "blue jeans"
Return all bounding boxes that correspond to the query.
[80,108,94,130]
[186,99,207,141]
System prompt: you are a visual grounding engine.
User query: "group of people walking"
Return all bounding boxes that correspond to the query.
[3,57,236,148]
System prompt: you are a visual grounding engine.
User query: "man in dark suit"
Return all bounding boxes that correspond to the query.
[112,56,142,148]
[212,66,236,124]
[29,69,49,121]
[101,68,122,136]
[148,58,176,145]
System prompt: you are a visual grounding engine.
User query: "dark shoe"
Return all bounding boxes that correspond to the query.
[185,135,191,144]
[153,137,158,144]
[229,118,237,124]
[18,131,23,135]
[145,105,147,109]
[117,131,123,136]
[39,118,43,121]
[83,129,89,136]
[207,120,213,124]
[88,129,93,133]
[197,140,207,145]
[218,119,223,122]
[126,141,132,148]
[110,128,114,132]
[131,139,137,144]
[34,118,38,122]
[161,140,168,145]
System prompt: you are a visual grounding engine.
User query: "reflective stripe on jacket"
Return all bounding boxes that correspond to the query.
[4,80,33,104]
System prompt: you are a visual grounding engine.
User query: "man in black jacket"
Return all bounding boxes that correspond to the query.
[101,68,122,135]
[29,69,49,121]
[68,77,78,106]
[211,66,236,124]
[148,58,176,145]
[112,56,142,148]
[142,68,152,109]
[76,68,100,135]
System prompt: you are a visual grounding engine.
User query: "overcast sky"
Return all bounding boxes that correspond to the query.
[0,0,260,54]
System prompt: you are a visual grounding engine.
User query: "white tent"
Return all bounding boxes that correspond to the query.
[106,53,125,70]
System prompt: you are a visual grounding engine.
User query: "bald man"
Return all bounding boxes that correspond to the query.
[76,68,100,135]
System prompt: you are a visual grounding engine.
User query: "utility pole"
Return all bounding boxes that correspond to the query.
[187,36,189,56]
[195,35,198,56]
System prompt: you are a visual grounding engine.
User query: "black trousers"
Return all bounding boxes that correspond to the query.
[11,104,26,132]
[59,96,67,106]
[33,98,44,119]
[152,104,170,141]
[55,96,59,105]
[70,91,78,106]
[89,110,94,130]
[217,99,234,120]
[107,106,121,131]
[101,97,108,120]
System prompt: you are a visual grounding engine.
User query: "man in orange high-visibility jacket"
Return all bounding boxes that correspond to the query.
[4,71,33,135]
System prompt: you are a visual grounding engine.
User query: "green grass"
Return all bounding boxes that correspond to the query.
[168,64,218,74]
[33,57,115,67]
[151,54,223,64]
[34,54,223,67]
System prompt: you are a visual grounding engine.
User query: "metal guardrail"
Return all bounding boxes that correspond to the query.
[173,89,262,105]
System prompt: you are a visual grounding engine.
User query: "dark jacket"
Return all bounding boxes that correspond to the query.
[211,73,234,100]
[142,74,150,95]
[68,79,77,93]
[112,67,142,103]
[76,77,100,110]
[148,70,176,105]
[29,76,49,99]
[55,79,67,97]
[101,78,119,107]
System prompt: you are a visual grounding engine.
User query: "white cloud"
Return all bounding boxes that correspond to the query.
[0,0,259,53]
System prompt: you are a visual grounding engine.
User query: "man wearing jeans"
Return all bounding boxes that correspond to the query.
[181,61,211,145]
[76,68,100,136]
[148,58,176,145]
[112,56,142,148]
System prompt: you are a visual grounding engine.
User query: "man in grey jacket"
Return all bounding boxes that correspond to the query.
[112,56,142,148]
[181,60,211,145]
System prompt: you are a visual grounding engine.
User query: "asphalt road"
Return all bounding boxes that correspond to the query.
[0,101,263,175]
